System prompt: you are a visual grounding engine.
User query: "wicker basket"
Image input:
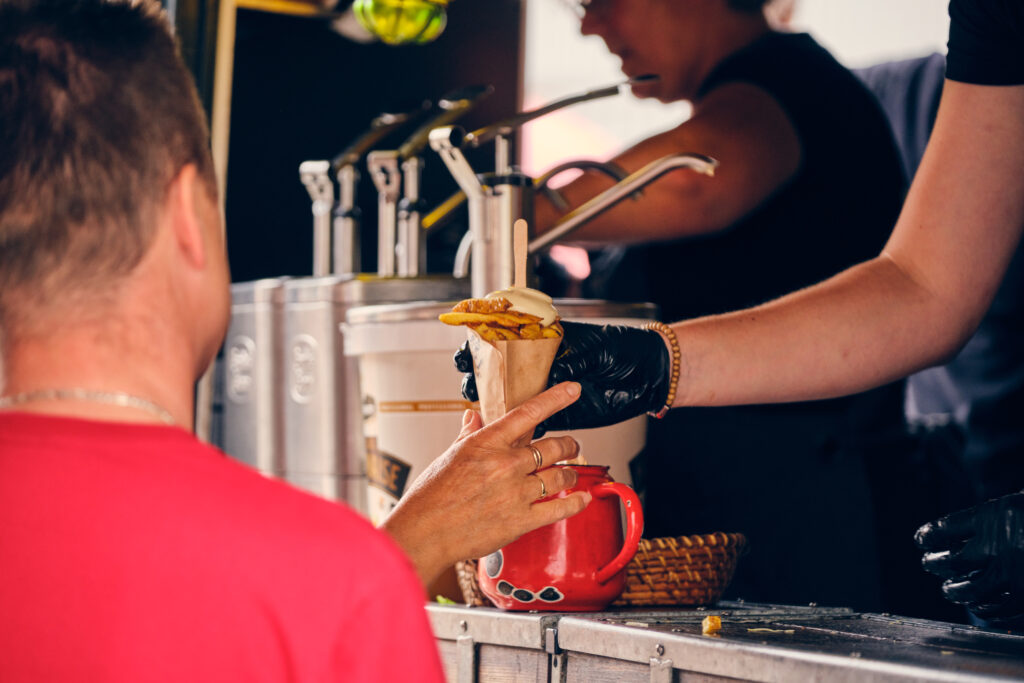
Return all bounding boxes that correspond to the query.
[455,532,745,608]
[455,559,493,607]
[613,532,746,607]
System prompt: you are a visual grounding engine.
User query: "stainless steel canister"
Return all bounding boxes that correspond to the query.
[221,278,288,476]
[281,276,470,512]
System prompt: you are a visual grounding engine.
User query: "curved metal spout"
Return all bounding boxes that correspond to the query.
[463,74,657,149]
[429,159,633,236]
[330,101,430,173]
[528,153,719,253]
[397,84,493,160]
[298,160,333,277]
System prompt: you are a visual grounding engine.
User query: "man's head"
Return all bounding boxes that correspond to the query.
[0,0,223,353]
[576,0,771,102]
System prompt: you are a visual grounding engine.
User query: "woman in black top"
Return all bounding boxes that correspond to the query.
[528,0,1024,623]
[532,0,908,610]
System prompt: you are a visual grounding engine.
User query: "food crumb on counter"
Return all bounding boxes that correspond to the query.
[747,628,795,635]
[941,650,955,656]
[624,621,649,628]
[702,616,722,636]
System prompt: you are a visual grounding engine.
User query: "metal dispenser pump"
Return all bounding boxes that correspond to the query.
[298,160,334,277]
[367,84,493,276]
[277,101,473,510]
[299,102,429,277]
[427,76,720,296]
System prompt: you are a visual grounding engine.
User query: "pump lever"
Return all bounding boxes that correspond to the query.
[325,102,430,276]
[298,160,333,277]
[463,74,658,149]
[330,100,431,174]
[396,84,494,161]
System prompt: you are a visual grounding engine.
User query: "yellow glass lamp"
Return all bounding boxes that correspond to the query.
[353,0,450,45]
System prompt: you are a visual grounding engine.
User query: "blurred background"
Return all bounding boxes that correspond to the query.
[168,0,948,282]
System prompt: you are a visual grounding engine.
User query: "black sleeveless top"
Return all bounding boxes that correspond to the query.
[619,32,906,320]
[616,33,910,610]
[947,0,1024,85]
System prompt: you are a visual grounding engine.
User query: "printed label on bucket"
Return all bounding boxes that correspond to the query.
[379,400,475,413]
[366,438,411,525]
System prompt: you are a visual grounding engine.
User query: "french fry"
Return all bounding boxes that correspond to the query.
[519,323,542,339]
[473,323,518,341]
[439,312,499,326]
[452,297,513,314]
[490,311,543,326]
[440,295,562,340]
[439,311,542,327]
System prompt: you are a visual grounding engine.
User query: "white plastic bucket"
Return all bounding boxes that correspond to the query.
[344,300,658,526]
[344,304,471,525]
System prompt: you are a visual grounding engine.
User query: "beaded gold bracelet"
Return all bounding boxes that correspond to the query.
[643,321,681,419]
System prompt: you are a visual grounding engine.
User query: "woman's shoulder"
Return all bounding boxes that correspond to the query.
[700,31,855,98]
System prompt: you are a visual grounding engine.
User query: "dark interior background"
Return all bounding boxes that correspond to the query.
[220,3,524,283]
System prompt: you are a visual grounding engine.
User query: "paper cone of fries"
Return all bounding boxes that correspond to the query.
[439,277,564,430]
[467,329,562,427]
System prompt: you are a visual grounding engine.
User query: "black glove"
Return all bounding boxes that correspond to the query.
[455,320,671,435]
[915,491,1024,623]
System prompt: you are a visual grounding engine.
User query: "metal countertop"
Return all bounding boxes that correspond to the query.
[427,602,1024,682]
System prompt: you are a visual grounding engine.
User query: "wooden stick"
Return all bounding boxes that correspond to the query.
[513,218,528,289]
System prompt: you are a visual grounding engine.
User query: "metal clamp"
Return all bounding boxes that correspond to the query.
[333,165,360,276]
[430,126,491,294]
[366,150,402,276]
[546,627,567,683]
[456,633,478,683]
[396,156,426,276]
[649,655,674,683]
[298,160,333,277]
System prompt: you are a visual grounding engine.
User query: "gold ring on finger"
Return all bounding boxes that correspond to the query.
[531,472,547,500]
[529,444,543,474]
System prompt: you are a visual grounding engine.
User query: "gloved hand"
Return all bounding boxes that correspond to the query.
[915,491,1024,623]
[455,320,672,435]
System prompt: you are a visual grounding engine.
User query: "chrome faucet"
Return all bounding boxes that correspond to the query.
[528,153,718,253]
[298,103,427,277]
[442,150,717,292]
[298,160,333,277]
[428,76,719,297]
[330,104,428,276]
[368,84,493,277]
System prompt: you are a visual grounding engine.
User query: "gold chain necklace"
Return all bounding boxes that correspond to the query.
[0,388,176,425]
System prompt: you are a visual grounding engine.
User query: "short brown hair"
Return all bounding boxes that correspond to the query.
[0,0,215,331]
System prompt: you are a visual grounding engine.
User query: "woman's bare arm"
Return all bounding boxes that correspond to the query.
[534,82,801,246]
[671,81,1024,407]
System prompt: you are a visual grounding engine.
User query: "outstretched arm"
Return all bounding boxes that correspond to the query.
[671,81,1024,407]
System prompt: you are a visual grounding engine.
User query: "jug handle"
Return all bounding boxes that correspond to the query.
[593,482,644,585]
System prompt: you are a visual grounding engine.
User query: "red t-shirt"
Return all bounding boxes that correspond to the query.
[0,413,444,682]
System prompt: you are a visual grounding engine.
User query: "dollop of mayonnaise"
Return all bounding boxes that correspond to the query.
[486,287,558,327]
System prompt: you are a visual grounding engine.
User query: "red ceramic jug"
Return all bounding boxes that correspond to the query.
[477,465,643,611]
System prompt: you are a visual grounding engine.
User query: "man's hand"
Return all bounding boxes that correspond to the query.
[915,492,1024,623]
[381,382,592,587]
[457,320,672,435]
